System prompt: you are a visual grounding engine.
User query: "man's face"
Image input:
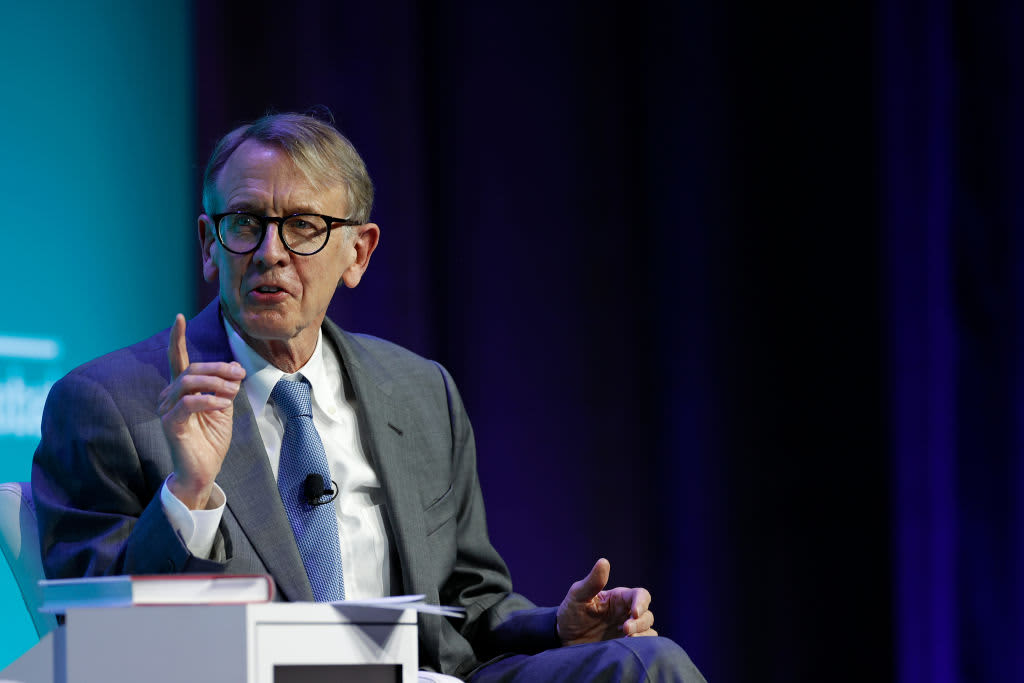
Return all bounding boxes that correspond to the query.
[199,139,378,366]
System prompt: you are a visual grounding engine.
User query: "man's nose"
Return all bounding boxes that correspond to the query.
[254,221,289,264]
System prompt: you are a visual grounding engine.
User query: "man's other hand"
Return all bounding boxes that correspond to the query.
[158,313,244,510]
[556,558,657,646]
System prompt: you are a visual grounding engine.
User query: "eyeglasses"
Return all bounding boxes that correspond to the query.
[211,212,361,256]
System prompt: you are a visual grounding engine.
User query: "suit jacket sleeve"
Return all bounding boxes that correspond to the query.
[428,362,561,665]
[32,354,229,580]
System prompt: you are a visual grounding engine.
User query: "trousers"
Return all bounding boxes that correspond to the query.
[469,636,707,682]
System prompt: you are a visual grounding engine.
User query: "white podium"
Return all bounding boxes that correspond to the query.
[0,602,418,683]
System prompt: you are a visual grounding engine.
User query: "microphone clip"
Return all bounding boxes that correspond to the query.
[302,473,340,507]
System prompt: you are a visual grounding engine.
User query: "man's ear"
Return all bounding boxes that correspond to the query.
[341,223,381,289]
[198,215,220,283]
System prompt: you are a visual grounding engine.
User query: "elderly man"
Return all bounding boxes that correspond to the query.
[33,112,705,681]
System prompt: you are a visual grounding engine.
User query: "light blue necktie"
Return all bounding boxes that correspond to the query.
[273,377,345,601]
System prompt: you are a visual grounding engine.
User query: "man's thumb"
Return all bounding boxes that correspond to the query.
[570,557,611,602]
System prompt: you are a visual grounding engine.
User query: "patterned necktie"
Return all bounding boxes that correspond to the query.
[272,377,345,601]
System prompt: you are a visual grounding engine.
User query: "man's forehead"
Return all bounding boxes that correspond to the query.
[212,139,346,214]
[217,140,296,185]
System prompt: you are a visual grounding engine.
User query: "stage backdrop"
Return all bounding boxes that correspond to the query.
[0,1,193,669]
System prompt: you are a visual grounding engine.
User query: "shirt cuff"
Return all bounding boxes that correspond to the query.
[160,475,226,560]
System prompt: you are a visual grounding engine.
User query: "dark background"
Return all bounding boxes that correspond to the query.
[191,2,1024,681]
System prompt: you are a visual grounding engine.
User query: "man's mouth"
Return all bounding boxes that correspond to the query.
[249,285,288,300]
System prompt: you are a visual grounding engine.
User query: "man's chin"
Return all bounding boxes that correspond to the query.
[239,318,300,343]
[223,305,296,342]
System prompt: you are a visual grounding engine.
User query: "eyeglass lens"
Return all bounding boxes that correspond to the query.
[218,214,331,255]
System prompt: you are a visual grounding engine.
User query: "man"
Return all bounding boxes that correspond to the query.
[33,112,705,681]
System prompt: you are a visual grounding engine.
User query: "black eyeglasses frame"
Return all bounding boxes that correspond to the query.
[211,211,362,256]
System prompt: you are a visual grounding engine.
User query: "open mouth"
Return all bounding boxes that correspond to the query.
[249,285,288,301]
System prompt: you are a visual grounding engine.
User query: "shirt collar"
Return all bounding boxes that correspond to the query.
[222,318,335,418]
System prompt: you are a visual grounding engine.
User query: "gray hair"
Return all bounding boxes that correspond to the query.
[202,112,374,223]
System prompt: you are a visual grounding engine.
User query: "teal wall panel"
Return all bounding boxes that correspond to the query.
[0,0,193,668]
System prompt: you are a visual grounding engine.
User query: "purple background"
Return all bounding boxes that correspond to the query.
[187,2,1024,680]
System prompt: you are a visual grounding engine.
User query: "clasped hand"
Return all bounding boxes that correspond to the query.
[156,314,245,510]
[556,558,657,645]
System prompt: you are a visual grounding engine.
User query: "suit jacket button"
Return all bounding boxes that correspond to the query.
[165,559,176,571]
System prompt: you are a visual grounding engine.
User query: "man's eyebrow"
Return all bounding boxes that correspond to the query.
[223,202,260,213]
[224,204,323,215]
[281,205,322,215]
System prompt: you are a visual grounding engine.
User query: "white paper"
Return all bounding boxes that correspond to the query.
[331,594,465,618]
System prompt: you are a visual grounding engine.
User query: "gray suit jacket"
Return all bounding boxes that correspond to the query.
[32,300,559,677]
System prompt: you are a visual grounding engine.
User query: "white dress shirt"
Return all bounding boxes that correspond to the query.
[161,322,392,600]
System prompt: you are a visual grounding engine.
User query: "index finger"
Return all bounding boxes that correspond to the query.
[168,314,189,379]
[629,587,652,619]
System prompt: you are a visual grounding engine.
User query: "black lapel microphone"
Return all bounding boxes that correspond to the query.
[302,473,339,506]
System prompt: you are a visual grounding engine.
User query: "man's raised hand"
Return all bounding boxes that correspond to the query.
[556,558,658,646]
[157,313,244,510]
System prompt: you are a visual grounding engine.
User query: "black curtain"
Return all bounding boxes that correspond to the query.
[883,2,1024,682]
[191,2,1024,680]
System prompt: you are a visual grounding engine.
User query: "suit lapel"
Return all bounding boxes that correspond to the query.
[325,323,443,661]
[218,389,313,601]
[323,325,428,589]
[324,324,433,595]
[186,301,314,602]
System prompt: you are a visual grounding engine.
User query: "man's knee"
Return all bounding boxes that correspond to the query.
[612,636,707,683]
